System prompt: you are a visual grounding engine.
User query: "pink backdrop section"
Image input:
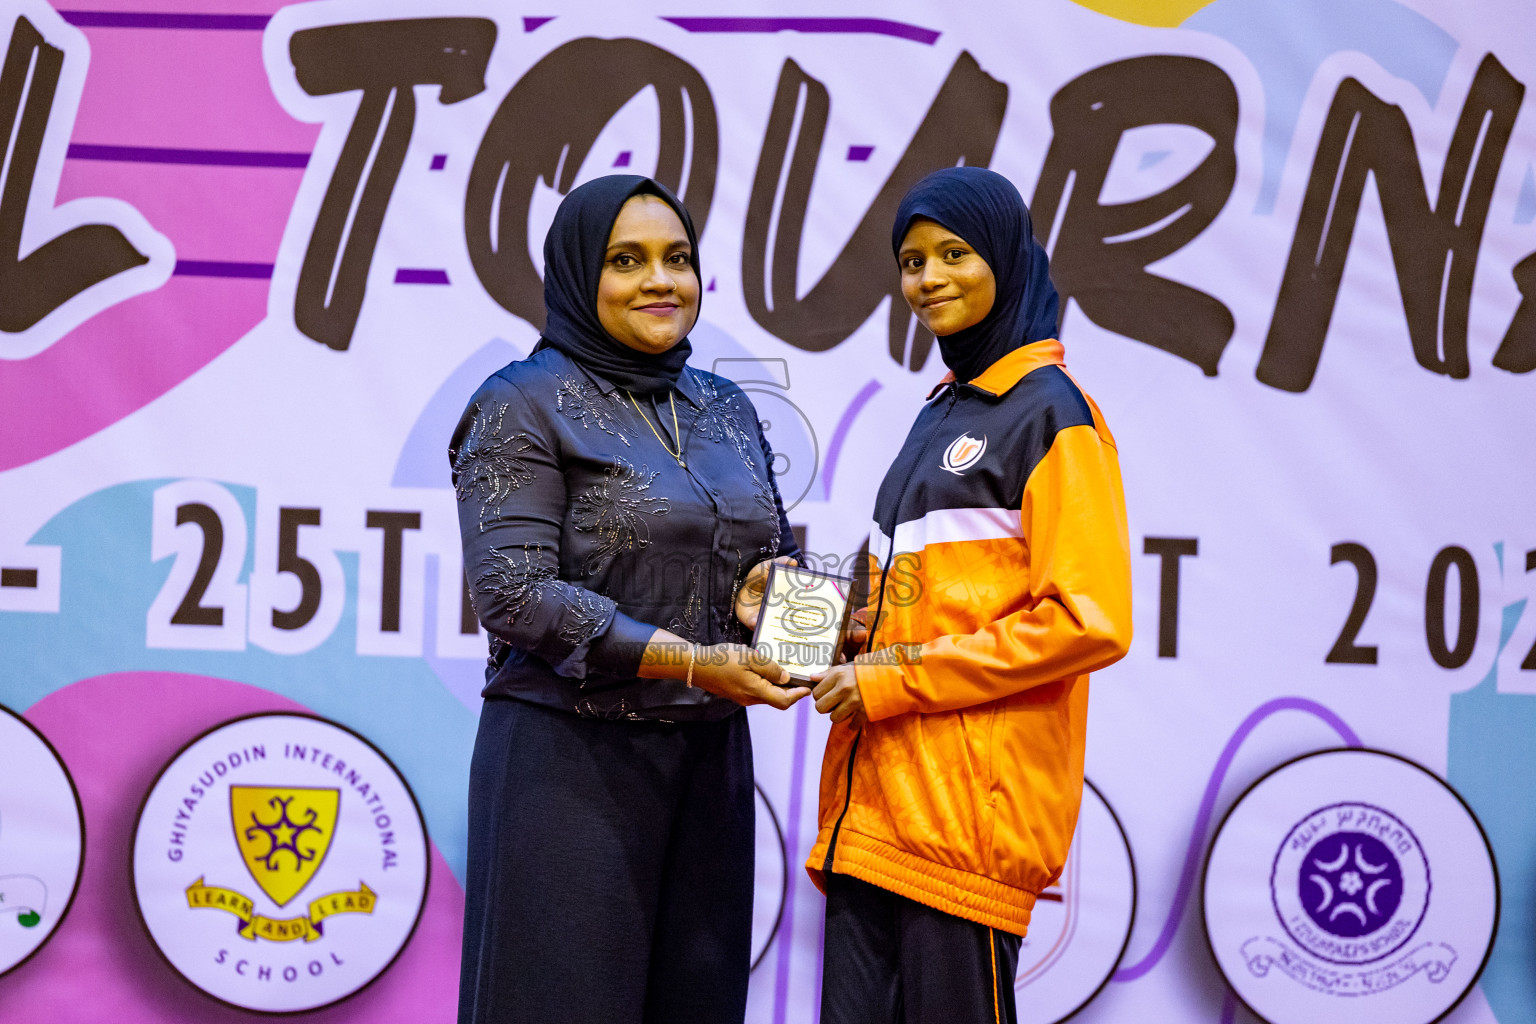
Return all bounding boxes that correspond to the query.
[1,15,317,470]
[1,672,463,1024]
[57,162,304,268]
[68,25,317,152]
[1,278,273,471]
[54,0,295,15]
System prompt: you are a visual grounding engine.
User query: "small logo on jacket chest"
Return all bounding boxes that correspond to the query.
[940,433,987,475]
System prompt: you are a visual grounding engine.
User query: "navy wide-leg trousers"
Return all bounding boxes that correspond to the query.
[457,698,754,1024]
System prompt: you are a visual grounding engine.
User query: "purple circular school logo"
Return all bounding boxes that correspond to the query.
[1270,803,1429,966]
[1208,750,1497,1020]
[1297,831,1403,938]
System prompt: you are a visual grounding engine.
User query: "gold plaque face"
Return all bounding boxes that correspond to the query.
[229,786,340,907]
[751,564,854,680]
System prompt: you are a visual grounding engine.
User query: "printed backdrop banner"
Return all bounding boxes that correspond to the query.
[1,0,1533,1021]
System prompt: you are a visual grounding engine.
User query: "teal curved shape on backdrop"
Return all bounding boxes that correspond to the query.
[0,480,477,886]
[1185,0,1458,215]
[1448,551,1535,1024]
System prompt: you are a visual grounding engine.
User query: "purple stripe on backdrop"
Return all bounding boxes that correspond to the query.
[1219,989,1238,1024]
[58,10,938,42]
[173,260,273,279]
[395,268,451,285]
[812,895,827,1023]
[821,379,882,500]
[771,699,814,1024]
[1111,697,1361,983]
[662,17,940,45]
[58,11,271,30]
[67,144,308,168]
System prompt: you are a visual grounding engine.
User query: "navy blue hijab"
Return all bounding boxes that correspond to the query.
[892,167,1060,384]
[540,175,699,395]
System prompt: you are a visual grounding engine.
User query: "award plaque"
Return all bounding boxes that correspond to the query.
[751,563,855,681]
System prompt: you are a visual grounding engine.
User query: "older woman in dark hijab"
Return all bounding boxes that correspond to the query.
[807,167,1133,1024]
[451,174,807,1024]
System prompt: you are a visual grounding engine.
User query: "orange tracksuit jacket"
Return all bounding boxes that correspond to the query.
[807,339,1132,936]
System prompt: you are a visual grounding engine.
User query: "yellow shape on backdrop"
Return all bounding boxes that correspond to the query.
[230,786,340,907]
[1067,0,1216,28]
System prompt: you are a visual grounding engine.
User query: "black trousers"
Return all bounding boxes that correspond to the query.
[457,698,754,1024]
[821,873,1022,1024]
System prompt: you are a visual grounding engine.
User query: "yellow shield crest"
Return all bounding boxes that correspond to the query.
[230,786,340,907]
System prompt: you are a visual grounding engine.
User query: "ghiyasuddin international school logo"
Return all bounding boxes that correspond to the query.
[133,713,428,1013]
[941,433,986,475]
[186,785,374,943]
[1203,749,1497,1024]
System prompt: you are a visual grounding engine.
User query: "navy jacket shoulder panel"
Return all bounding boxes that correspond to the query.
[1005,364,1095,480]
[874,365,1097,533]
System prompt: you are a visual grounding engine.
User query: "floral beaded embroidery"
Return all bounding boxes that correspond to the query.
[486,634,511,667]
[575,698,644,721]
[666,562,705,641]
[558,588,612,647]
[555,374,631,444]
[451,402,536,531]
[688,369,758,468]
[475,546,559,626]
[570,458,671,573]
[475,545,612,647]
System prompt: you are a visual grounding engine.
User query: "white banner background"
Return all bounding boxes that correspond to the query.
[0,1,1532,1021]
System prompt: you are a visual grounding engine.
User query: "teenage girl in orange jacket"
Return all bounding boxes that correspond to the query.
[809,167,1133,1024]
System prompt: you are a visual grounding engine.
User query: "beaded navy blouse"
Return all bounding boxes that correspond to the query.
[449,346,799,721]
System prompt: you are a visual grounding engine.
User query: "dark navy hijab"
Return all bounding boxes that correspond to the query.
[539,174,699,395]
[892,167,1060,384]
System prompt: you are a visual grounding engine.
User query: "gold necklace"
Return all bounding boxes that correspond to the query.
[626,390,686,468]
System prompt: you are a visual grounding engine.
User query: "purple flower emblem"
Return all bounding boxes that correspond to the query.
[1298,832,1403,938]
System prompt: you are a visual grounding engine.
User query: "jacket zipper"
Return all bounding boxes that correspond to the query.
[822,731,860,872]
[823,384,960,874]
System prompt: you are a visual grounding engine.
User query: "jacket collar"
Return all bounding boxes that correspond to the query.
[925,339,1066,400]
